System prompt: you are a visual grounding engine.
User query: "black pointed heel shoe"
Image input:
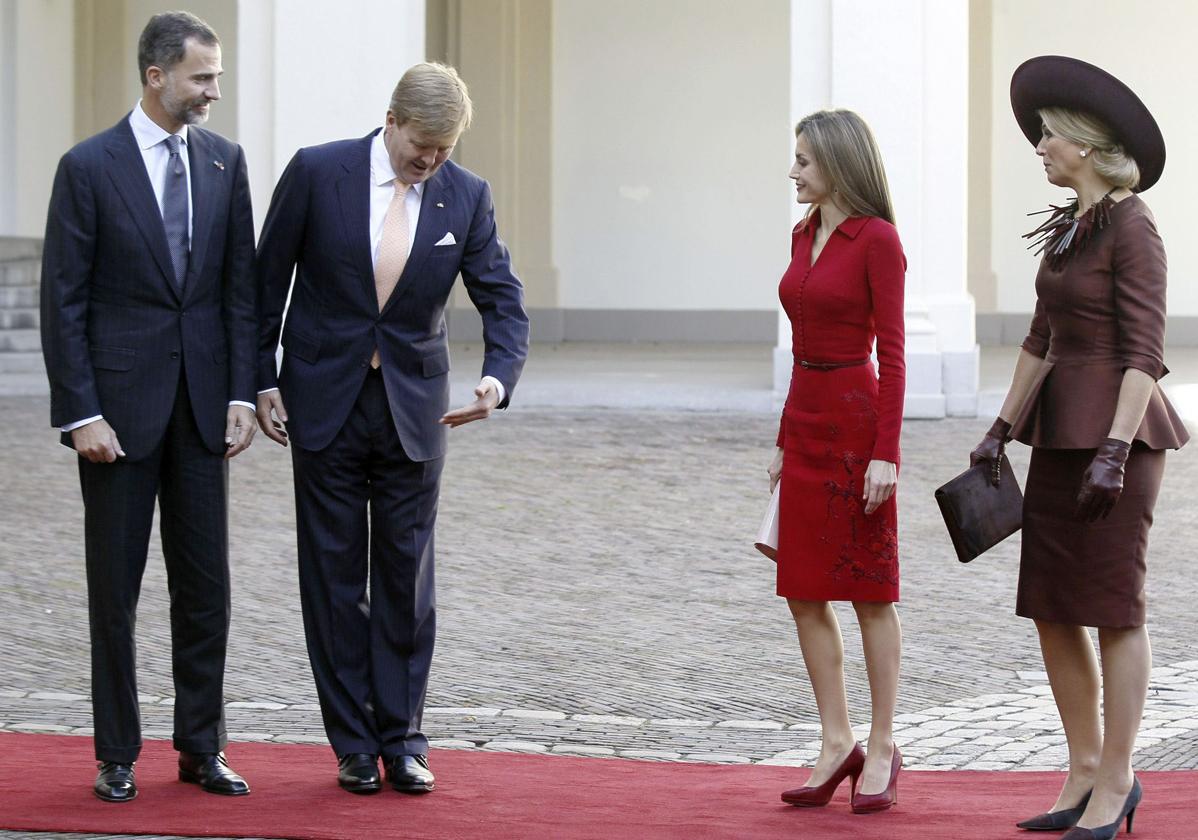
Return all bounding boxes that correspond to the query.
[1059,777,1141,840]
[1017,789,1092,831]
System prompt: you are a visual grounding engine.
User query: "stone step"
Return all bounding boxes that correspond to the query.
[0,308,38,329]
[0,351,45,374]
[0,286,37,307]
[0,371,49,396]
[0,329,40,352]
[0,237,44,263]
[0,261,39,286]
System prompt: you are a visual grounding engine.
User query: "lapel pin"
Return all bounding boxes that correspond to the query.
[436,201,444,208]
[213,160,225,170]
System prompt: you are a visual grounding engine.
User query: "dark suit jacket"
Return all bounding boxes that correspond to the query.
[256,131,530,461]
[40,115,257,461]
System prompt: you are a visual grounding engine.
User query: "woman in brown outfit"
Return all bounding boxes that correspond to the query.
[972,57,1188,840]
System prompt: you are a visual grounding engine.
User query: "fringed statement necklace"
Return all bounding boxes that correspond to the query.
[1023,189,1116,270]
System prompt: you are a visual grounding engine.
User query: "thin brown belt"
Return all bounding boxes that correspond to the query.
[799,358,870,371]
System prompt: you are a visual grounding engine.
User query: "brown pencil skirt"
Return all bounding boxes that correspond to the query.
[1017,445,1165,629]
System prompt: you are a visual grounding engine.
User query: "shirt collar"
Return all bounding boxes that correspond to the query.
[836,215,870,239]
[806,207,871,240]
[370,129,424,196]
[130,100,188,151]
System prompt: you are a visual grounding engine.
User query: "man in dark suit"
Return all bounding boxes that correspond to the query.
[255,62,529,795]
[40,12,256,802]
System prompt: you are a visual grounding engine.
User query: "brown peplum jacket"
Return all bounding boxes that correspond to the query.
[1011,194,1189,451]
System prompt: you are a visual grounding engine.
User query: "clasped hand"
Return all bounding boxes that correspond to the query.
[970,417,1012,487]
[1076,438,1131,522]
[71,419,125,463]
[767,448,895,515]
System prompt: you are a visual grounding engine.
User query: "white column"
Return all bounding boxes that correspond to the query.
[0,0,17,235]
[236,0,276,233]
[778,0,832,400]
[780,0,978,418]
[919,0,978,417]
[236,0,425,232]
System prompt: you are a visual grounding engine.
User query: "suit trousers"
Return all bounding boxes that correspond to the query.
[78,372,231,763]
[291,368,443,761]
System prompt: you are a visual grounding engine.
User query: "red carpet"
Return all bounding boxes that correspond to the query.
[1,732,1194,839]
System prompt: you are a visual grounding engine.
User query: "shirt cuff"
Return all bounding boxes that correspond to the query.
[257,388,280,395]
[481,375,506,405]
[229,400,256,410]
[62,415,103,433]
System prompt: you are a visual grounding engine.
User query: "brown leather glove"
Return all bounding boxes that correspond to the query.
[970,418,1012,487]
[1076,438,1132,522]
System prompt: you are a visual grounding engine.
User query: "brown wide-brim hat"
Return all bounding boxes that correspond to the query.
[1010,55,1165,192]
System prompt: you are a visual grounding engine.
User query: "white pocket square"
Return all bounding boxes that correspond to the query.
[433,232,457,246]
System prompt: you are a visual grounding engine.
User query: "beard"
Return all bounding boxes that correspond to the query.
[161,78,210,126]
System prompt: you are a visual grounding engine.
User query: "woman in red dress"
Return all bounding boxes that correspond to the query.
[767,110,906,814]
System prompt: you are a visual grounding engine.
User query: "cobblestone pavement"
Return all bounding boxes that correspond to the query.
[2,391,1197,839]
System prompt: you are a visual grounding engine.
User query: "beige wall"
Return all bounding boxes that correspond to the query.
[551,0,791,313]
[450,0,557,310]
[5,0,75,237]
[986,0,1198,318]
[967,0,995,313]
[122,0,240,139]
[74,0,238,140]
[0,0,239,237]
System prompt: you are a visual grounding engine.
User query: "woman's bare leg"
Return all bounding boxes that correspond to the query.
[853,601,901,794]
[1035,619,1103,812]
[1075,625,1150,829]
[788,599,856,785]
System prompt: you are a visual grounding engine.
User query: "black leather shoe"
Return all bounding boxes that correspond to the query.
[94,761,137,802]
[178,751,250,795]
[338,753,381,794]
[387,754,435,793]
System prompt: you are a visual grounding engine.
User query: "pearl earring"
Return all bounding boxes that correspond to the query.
[1080,150,1089,158]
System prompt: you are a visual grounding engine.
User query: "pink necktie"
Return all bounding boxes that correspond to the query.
[371,180,410,368]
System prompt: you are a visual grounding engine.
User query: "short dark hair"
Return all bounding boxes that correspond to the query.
[137,11,219,86]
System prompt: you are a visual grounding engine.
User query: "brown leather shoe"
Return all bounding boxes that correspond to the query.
[386,754,435,793]
[94,761,137,802]
[178,751,250,795]
[338,753,382,794]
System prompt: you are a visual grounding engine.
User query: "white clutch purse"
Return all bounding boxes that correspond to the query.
[754,482,780,561]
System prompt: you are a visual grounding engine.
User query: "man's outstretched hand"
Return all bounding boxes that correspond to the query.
[440,380,500,428]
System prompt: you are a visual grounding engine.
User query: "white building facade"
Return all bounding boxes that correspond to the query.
[3,0,1196,416]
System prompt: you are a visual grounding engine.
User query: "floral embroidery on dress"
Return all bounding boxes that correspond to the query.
[817,432,899,587]
[828,523,900,586]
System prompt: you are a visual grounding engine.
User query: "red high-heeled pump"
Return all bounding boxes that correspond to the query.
[781,743,866,807]
[850,745,902,814]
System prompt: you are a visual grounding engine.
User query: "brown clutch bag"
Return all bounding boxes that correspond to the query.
[934,455,1023,563]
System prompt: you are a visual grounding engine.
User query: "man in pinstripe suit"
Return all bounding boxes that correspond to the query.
[40,12,255,802]
[254,62,529,795]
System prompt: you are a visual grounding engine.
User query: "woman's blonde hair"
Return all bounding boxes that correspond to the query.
[795,109,895,226]
[1038,106,1140,190]
[389,62,473,139]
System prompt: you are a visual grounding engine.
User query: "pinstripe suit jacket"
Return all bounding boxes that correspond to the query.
[256,131,529,461]
[40,115,257,461]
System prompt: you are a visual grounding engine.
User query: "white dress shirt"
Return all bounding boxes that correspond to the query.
[63,101,253,433]
[261,130,505,405]
[129,100,193,240]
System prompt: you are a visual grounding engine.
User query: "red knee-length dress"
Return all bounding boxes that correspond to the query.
[775,211,906,602]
